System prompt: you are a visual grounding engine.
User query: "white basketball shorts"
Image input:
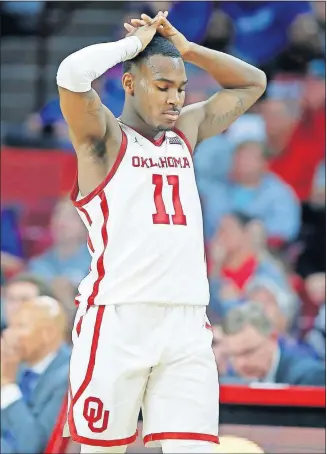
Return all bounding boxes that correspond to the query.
[65,303,219,448]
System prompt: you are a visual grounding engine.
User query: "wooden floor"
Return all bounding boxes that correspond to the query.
[67,422,325,453]
[126,423,326,454]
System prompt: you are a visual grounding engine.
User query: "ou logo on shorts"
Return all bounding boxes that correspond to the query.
[83,397,109,433]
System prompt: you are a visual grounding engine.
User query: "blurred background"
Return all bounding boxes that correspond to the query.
[1,1,326,453]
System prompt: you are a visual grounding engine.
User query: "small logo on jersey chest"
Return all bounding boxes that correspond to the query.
[168,136,182,145]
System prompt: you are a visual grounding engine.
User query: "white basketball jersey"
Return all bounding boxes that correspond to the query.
[71,122,209,307]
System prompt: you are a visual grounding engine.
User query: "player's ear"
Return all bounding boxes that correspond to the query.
[122,72,135,96]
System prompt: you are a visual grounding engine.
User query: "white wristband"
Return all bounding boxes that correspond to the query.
[57,36,142,93]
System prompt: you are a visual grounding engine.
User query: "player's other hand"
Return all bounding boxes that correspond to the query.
[124,11,191,57]
[124,11,168,52]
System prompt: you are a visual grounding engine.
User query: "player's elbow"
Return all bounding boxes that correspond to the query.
[56,56,74,88]
[253,69,267,92]
[57,55,90,93]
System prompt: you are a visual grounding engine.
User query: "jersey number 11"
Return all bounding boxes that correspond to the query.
[152,174,187,226]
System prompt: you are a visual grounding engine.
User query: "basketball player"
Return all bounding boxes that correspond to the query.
[57,10,266,454]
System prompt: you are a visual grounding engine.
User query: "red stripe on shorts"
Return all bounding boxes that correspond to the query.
[68,306,104,439]
[68,306,138,447]
[75,306,91,337]
[144,432,219,445]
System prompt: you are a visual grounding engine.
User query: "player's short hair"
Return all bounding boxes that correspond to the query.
[122,34,182,73]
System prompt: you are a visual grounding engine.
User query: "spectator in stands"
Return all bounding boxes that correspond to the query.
[296,161,325,279]
[222,302,325,386]
[2,273,54,328]
[201,140,301,243]
[215,1,321,73]
[310,160,325,209]
[208,212,290,317]
[28,196,90,324]
[0,296,70,454]
[244,277,320,358]
[0,252,24,280]
[211,324,228,377]
[262,94,325,201]
[304,304,326,361]
[245,277,298,336]
[195,114,267,207]
[204,142,300,244]
[304,272,326,309]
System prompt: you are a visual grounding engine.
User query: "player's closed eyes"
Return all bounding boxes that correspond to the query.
[156,86,185,93]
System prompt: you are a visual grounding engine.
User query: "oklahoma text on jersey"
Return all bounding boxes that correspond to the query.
[70,121,209,309]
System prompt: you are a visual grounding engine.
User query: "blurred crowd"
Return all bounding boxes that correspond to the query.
[1,1,326,453]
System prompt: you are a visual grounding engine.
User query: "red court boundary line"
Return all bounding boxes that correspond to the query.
[220,385,326,408]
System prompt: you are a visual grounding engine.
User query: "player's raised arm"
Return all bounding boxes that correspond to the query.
[56,15,166,151]
[178,43,267,145]
[128,14,266,148]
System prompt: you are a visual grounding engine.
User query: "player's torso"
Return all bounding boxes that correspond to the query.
[73,123,209,307]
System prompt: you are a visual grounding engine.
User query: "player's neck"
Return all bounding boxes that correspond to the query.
[119,108,164,141]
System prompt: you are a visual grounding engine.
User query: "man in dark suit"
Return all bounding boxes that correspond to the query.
[1,296,70,454]
[221,302,325,386]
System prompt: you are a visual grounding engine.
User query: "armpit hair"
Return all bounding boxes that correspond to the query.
[91,137,107,159]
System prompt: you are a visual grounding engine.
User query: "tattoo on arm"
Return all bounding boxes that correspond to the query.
[210,96,245,126]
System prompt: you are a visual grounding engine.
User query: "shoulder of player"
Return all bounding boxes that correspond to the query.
[175,106,204,152]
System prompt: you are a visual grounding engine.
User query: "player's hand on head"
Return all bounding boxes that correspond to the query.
[124,11,168,52]
[125,11,191,57]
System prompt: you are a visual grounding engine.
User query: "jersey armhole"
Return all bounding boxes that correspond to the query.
[71,128,128,208]
[172,127,194,157]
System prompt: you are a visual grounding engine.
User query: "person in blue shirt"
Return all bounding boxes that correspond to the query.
[1,296,70,454]
[222,302,325,386]
[218,1,319,69]
[201,140,301,243]
[28,196,90,327]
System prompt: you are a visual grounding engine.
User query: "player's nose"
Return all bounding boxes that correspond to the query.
[166,90,180,107]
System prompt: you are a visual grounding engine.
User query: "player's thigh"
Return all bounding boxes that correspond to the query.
[142,317,219,447]
[69,304,149,446]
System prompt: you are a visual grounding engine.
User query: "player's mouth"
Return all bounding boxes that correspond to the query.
[162,110,180,121]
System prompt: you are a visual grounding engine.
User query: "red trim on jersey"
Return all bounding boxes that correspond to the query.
[78,206,95,253]
[71,129,128,208]
[144,432,219,446]
[78,206,92,225]
[173,127,193,156]
[87,192,109,307]
[119,121,166,146]
[87,236,95,253]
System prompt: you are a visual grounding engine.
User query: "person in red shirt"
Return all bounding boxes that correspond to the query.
[207,213,290,319]
[261,78,325,201]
